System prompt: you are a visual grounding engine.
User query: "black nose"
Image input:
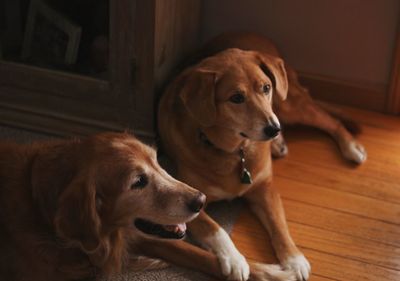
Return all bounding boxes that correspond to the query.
[187,192,206,213]
[264,125,281,138]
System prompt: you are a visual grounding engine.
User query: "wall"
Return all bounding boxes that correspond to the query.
[201,0,400,110]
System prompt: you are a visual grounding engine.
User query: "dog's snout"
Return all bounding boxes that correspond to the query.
[264,125,281,138]
[264,125,280,138]
[264,117,281,138]
[187,192,206,213]
[264,119,280,138]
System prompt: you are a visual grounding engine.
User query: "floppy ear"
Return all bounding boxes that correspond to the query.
[257,53,289,100]
[179,68,218,127]
[31,141,80,226]
[54,174,101,253]
[30,140,100,253]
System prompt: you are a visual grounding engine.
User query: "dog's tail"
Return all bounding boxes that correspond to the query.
[317,101,362,135]
[249,262,296,281]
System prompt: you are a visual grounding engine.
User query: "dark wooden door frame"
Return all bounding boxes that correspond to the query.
[387,8,400,114]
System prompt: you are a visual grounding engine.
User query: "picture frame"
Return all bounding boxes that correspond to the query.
[21,0,81,65]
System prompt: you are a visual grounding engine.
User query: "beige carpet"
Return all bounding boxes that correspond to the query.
[0,125,242,280]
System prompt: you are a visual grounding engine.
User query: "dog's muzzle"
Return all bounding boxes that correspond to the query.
[264,117,281,139]
[187,192,206,213]
[264,125,280,138]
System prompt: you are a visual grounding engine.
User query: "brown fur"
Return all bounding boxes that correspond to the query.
[199,32,366,163]
[156,32,368,281]
[0,133,207,281]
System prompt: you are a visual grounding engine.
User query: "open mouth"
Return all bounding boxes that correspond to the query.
[134,218,187,239]
[240,132,249,138]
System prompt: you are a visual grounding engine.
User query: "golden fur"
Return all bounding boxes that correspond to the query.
[0,133,205,281]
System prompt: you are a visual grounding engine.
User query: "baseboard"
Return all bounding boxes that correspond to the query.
[298,72,388,112]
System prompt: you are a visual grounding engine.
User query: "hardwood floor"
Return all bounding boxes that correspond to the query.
[231,105,400,281]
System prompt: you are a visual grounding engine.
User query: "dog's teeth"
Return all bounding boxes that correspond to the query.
[163,223,187,234]
[177,223,187,232]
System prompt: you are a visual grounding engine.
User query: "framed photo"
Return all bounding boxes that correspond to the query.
[21,0,81,65]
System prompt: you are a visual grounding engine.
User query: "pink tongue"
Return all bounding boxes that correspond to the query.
[164,223,186,233]
[177,223,187,232]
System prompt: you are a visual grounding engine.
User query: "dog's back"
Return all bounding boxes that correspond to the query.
[0,142,33,229]
[0,142,69,281]
[0,142,33,279]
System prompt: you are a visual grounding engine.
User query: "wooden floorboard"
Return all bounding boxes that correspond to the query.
[274,161,400,204]
[277,177,400,224]
[231,105,400,281]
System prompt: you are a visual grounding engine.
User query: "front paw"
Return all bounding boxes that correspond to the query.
[341,140,367,164]
[271,133,288,158]
[249,262,296,281]
[217,250,250,281]
[282,254,311,281]
[205,228,250,280]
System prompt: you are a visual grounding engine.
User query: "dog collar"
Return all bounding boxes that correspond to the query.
[239,147,253,184]
[199,131,253,184]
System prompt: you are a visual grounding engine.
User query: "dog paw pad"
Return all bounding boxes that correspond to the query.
[271,134,288,158]
[218,251,250,281]
[282,254,311,281]
[342,141,367,164]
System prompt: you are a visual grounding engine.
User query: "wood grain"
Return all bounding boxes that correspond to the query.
[231,104,400,281]
[0,0,201,140]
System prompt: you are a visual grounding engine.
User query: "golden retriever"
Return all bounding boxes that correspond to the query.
[0,132,208,281]
[158,32,366,281]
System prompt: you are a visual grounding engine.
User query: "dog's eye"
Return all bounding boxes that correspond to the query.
[131,174,148,189]
[229,93,245,104]
[262,84,271,94]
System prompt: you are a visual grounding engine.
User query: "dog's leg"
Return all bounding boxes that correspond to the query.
[138,238,223,279]
[245,183,311,281]
[271,133,288,158]
[187,210,250,281]
[275,68,367,164]
[282,98,366,164]
[137,238,296,281]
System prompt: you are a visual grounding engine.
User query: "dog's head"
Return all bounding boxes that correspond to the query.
[179,48,288,141]
[30,133,204,267]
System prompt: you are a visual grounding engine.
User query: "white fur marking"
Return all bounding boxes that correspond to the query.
[282,254,311,281]
[204,228,250,281]
[271,133,288,158]
[251,262,296,281]
[271,113,281,128]
[342,141,367,164]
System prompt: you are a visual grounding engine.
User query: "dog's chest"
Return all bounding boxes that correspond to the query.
[205,146,272,201]
[206,182,254,200]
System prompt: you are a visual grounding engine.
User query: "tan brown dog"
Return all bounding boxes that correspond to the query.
[0,132,208,281]
[199,32,367,163]
[158,32,366,281]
